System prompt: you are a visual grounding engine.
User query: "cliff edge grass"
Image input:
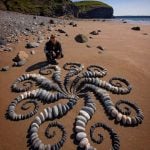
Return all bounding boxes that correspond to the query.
[0,0,77,17]
[74,1,113,18]
[0,0,113,18]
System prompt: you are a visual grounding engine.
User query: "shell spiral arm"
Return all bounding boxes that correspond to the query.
[6,62,144,150]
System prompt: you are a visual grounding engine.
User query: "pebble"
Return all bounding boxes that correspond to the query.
[76,132,87,141]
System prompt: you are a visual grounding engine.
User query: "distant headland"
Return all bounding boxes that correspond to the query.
[0,0,114,18]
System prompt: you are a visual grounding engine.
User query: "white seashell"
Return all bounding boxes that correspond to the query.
[75,126,85,132]
[79,110,90,120]
[79,138,89,148]
[76,132,87,141]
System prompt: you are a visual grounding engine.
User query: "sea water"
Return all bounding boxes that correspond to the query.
[115,16,150,25]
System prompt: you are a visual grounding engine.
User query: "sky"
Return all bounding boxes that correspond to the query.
[72,0,150,16]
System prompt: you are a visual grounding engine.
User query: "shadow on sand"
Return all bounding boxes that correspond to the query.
[26,61,48,72]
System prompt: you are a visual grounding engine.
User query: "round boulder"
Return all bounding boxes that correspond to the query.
[75,34,88,43]
[14,51,29,62]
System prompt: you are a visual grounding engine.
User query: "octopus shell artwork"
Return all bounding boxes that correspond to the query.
[6,62,144,150]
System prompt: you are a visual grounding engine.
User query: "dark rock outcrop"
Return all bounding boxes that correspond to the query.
[78,7,113,18]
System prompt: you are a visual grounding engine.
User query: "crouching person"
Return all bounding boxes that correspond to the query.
[44,34,64,65]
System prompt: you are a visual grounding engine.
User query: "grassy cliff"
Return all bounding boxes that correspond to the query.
[0,0,77,16]
[74,0,113,18]
[74,0,112,12]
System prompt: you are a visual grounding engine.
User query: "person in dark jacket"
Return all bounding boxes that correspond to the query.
[44,34,63,64]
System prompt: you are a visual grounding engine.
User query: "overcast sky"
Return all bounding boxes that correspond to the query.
[72,0,150,16]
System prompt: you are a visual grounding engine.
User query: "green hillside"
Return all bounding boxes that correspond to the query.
[74,0,112,12]
[0,0,77,16]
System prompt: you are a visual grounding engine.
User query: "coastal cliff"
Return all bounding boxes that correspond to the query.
[0,0,113,18]
[74,1,114,18]
[0,0,78,17]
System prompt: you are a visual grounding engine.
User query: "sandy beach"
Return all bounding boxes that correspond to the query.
[0,15,150,150]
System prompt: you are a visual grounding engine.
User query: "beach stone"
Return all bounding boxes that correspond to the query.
[76,115,88,124]
[116,113,122,122]
[90,31,99,35]
[3,47,13,52]
[13,60,26,67]
[69,22,75,25]
[86,44,91,48]
[131,26,140,31]
[52,105,59,118]
[26,42,39,48]
[73,23,77,27]
[17,60,27,66]
[49,19,55,24]
[75,34,88,43]
[75,126,85,132]
[0,38,7,45]
[122,115,127,124]
[76,120,86,127]
[37,36,44,43]
[30,50,35,55]
[40,22,45,26]
[1,66,9,71]
[97,45,104,51]
[79,138,89,148]
[14,51,29,62]
[58,29,66,33]
[76,132,87,141]
[79,110,90,120]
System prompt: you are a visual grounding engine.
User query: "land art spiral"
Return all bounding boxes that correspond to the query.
[6,62,144,150]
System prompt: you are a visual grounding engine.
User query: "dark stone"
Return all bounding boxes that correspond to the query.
[75,34,88,43]
[50,19,55,24]
[1,66,9,71]
[90,31,99,35]
[97,45,104,51]
[131,26,141,31]
[0,38,7,45]
[58,29,66,33]
[78,7,113,19]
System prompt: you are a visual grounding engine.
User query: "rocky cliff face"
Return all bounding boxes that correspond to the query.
[78,7,113,18]
[74,1,113,18]
[0,0,113,18]
[0,0,78,17]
